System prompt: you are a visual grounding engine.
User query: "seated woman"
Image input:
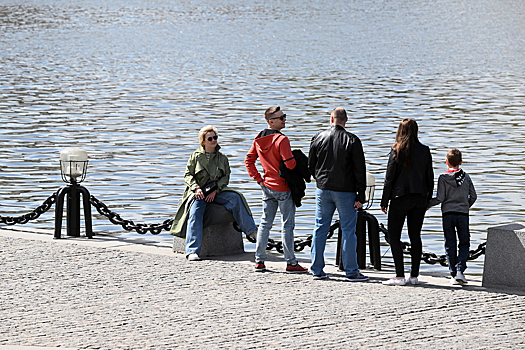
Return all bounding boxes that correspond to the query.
[170,125,258,261]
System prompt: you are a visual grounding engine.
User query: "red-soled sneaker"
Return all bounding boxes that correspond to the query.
[286,263,308,273]
[254,261,266,272]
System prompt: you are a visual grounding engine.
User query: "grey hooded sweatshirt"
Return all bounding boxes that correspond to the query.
[428,168,477,214]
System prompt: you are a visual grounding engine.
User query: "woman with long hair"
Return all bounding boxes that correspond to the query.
[380,118,434,285]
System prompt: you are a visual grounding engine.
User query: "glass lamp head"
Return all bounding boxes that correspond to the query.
[363,172,375,210]
[60,148,88,184]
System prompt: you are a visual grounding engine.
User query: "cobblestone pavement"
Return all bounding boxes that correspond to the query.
[0,227,524,350]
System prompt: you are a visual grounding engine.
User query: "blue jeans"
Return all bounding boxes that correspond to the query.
[442,213,470,276]
[185,191,257,256]
[310,189,359,277]
[255,185,297,264]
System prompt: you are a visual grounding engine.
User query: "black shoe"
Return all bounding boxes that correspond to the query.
[345,272,369,282]
[313,272,328,280]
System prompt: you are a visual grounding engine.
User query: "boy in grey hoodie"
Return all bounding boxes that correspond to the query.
[429,149,477,285]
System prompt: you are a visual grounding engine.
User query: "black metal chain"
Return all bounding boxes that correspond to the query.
[247,221,340,253]
[379,223,486,266]
[90,195,173,235]
[91,192,333,250]
[0,193,57,225]
[0,191,487,266]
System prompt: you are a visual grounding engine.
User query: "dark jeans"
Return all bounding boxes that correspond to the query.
[442,213,470,276]
[387,194,427,278]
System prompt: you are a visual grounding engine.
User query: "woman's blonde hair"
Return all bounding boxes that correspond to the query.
[198,125,219,147]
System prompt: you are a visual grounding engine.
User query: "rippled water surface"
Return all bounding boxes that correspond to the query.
[1,0,524,275]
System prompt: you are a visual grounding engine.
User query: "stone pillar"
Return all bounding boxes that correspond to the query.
[173,222,244,257]
[173,202,245,257]
[482,223,525,290]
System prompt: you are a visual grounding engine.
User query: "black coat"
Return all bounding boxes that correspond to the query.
[380,141,434,208]
[279,149,311,207]
[308,125,367,203]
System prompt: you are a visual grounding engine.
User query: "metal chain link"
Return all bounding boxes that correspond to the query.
[379,223,486,266]
[0,193,57,225]
[247,221,340,253]
[0,192,488,267]
[90,195,173,235]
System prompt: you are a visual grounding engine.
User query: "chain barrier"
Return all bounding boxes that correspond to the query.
[0,192,487,267]
[378,223,486,267]
[247,221,340,253]
[90,195,173,235]
[0,193,57,225]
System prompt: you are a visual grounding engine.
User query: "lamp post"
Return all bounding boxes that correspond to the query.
[54,148,93,239]
[363,172,376,210]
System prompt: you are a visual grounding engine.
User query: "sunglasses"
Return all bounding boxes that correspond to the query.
[270,114,287,121]
[207,135,218,142]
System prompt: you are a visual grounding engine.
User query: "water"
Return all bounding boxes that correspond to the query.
[1,0,524,275]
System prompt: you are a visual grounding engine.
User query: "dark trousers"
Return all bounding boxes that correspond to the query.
[387,194,427,278]
[442,213,470,276]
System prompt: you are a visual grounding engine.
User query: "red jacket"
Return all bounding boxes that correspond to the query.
[245,129,296,192]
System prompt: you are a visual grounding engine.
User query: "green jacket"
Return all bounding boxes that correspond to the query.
[170,146,252,238]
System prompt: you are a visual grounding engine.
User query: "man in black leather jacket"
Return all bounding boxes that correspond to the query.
[307,107,368,282]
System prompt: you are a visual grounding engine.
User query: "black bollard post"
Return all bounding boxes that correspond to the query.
[356,210,366,270]
[79,186,93,238]
[66,184,81,237]
[54,186,69,239]
[336,210,381,271]
[56,148,92,239]
[54,182,93,239]
[363,211,382,270]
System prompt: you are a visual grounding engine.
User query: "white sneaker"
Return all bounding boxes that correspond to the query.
[456,271,468,284]
[382,277,406,286]
[406,277,419,285]
[187,253,201,261]
[450,276,460,285]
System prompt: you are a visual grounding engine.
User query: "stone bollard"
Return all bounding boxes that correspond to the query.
[482,223,525,290]
[173,202,245,257]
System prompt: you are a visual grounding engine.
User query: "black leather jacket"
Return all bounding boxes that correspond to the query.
[308,125,367,203]
[279,149,311,207]
[380,141,434,208]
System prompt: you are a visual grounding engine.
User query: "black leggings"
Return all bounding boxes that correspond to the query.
[387,194,427,278]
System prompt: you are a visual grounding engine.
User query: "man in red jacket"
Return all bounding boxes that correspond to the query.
[245,106,308,273]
